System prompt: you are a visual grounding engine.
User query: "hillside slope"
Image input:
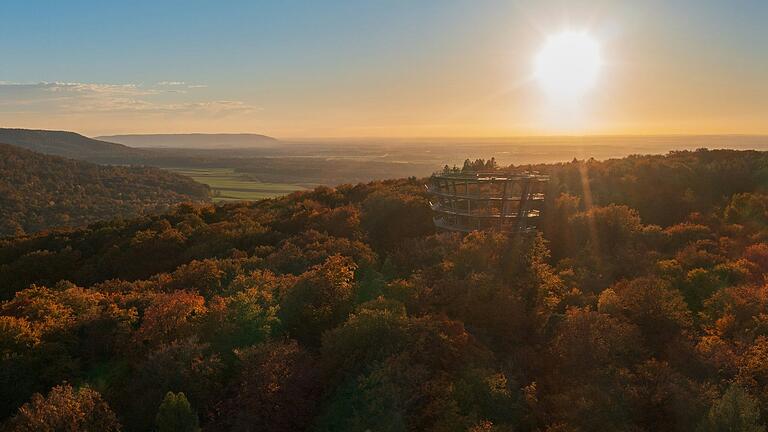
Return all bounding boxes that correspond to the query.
[0,128,147,163]
[0,143,210,236]
[1,149,767,431]
[98,133,279,149]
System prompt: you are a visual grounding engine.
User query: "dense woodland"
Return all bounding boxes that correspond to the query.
[1,149,768,431]
[0,129,147,164]
[0,144,210,237]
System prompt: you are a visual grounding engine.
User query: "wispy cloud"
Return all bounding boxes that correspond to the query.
[0,81,255,116]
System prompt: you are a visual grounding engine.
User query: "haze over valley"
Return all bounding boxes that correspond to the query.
[6,128,768,205]
[98,133,279,149]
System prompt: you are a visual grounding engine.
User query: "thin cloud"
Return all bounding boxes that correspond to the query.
[156,81,207,89]
[0,81,255,116]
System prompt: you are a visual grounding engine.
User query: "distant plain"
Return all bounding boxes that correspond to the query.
[148,135,768,201]
[165,167,308,202]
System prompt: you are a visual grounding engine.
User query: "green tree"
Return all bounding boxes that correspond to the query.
[698,385,765,432]
[156,392,200,432]
[725,193,768,231]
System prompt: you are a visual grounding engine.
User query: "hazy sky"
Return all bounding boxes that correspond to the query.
[1,0,766,137]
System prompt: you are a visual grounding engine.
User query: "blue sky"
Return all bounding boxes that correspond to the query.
[1,0,766,137]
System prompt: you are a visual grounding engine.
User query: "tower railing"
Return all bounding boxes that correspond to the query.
[426,170,548,233]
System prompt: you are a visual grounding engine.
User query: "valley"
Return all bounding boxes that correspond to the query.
[165,167,308,202]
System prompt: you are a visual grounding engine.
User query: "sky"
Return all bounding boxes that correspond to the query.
[0,0,766,138]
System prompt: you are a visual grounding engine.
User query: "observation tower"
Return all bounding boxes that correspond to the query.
[427,167,549,233]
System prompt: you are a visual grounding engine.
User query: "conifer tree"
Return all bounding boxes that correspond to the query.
[156,392,200,432]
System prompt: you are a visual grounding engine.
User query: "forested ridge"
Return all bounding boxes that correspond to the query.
[1,149,768,431]
[0,143,210,237]
[0,128,147,163]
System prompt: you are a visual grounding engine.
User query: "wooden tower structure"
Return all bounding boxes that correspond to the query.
[427,169,548,233]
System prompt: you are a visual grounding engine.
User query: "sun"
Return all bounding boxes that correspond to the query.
[534,31,602,100]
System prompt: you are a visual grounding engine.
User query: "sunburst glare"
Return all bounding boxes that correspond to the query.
[534,31,602,100]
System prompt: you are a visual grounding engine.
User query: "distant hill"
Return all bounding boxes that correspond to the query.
[0,143,210,236]
[97,133,280,149]
[0,128,148,163]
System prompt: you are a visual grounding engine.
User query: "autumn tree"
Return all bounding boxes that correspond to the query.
[132,291,206,349]
[317,298,519,431]
[279,255,357,346]
[200,286,280,354]
[600,277,692,357]
[211,340,321,431]
[6,384,121,432]
[361,190,434,252]
[545,307,644,430]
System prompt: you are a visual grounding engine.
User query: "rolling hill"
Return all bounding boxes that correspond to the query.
[0,128,148,164]
[0,143,210,236]
[97,133,280,149]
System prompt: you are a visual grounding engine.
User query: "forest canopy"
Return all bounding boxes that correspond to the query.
[0,143,210,237]
[1,148,767,431]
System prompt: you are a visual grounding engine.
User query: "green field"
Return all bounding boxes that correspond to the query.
[167,167,307,202]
